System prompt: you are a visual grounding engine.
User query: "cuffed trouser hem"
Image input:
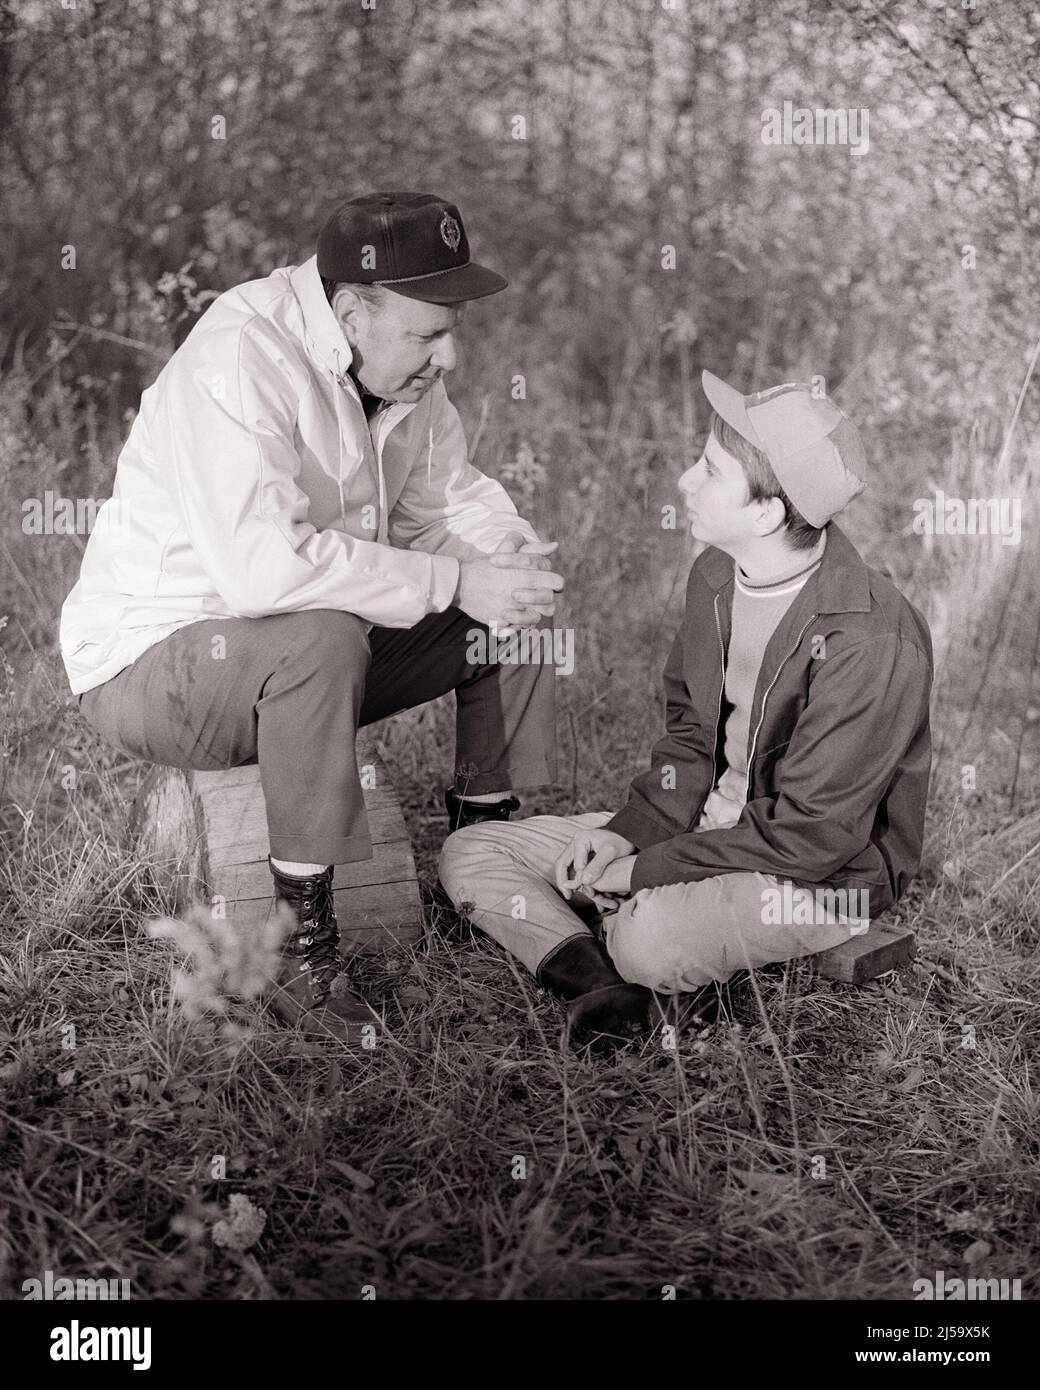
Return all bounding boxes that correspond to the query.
[266,832,374,867]
[451,757,556,797]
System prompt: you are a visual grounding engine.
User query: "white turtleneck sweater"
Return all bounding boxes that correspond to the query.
[697,530,827,832]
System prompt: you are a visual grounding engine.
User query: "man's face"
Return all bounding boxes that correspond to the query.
[337,289,465,403]
[678,430,764,549]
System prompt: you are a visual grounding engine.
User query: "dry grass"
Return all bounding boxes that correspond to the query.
[1,642,1038,1299]
[1,350,1039,1300]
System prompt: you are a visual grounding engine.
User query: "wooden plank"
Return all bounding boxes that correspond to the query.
[813,924,916,984]
[195,758,407,860]
[204,804,408,863]
[189,762,261,791]
[207,841,418,900]
[222,879,423,951]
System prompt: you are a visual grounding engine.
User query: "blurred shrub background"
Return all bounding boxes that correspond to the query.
[1,0,1039,1305]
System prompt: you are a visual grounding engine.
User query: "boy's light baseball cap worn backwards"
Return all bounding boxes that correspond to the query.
[701,369,868,527]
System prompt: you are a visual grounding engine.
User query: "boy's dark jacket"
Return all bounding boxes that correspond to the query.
[605,523,933,916]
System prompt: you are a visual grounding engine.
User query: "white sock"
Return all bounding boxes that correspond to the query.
[270,857,328,876]
[459,791,514,804]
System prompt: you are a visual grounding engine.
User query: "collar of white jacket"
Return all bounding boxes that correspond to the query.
[289,252,435,490]
[289,254,356,382]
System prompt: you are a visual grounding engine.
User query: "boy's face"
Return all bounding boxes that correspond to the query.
[678,431,765,549]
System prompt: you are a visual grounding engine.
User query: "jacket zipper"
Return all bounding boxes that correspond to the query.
[712,592,727,772]
[332,352,412,543]
[743,611,819,803]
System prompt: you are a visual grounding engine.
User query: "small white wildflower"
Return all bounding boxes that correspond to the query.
[211,1193,267,1253]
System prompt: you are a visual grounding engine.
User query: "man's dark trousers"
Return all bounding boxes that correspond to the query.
[77,607,557,865]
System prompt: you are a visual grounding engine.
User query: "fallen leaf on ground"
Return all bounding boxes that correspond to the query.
[327,1158,375,1191]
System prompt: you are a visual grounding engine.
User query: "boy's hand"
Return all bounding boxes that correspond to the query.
[584,855,635,897]
[555,828,636,899]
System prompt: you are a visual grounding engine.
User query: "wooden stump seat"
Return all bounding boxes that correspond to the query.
[130,734,422,954]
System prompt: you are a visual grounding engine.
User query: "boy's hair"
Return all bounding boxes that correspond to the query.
[710,411,824,551]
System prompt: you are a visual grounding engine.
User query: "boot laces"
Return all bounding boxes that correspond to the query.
[284,877,342,1004]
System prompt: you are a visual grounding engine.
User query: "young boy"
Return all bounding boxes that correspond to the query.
[439,371,933,1050]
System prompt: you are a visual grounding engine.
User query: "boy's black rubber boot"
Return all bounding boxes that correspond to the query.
[566,983,656,1055]
[268,857,378,1041]
[655,973,751,1032]
[537,934,654,1055]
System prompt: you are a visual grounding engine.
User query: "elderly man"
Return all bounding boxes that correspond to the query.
[60,191,563,1042]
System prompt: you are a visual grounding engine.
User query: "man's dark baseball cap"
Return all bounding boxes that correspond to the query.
[316,191,508,304]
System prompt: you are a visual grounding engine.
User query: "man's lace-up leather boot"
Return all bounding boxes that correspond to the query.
[267,857,377,1041]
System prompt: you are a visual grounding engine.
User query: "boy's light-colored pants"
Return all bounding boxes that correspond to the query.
[439,811,863,994]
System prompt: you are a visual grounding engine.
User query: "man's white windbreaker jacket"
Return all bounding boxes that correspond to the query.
[59,254,540,695]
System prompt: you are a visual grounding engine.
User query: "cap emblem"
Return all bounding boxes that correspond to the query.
[439,211,461,252]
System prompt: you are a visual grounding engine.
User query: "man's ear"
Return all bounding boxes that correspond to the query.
[331,286,365,347]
